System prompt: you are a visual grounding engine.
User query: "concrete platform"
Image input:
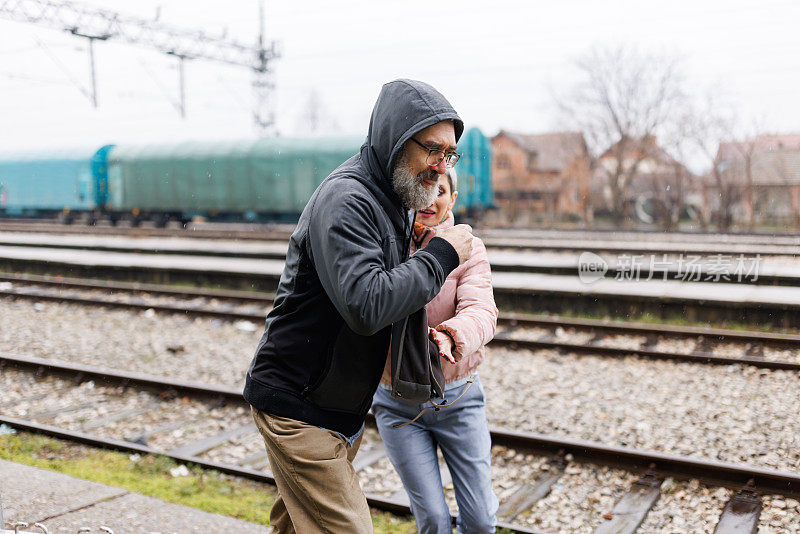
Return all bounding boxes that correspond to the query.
[0,232,288,258]
[0,245,284,276]
[1,230,797,287]
[1,245,799,303]
[2,244,800,326]
[491,272,800,327]
[0,459,271,533]
[477,227,800,247]
[1,231,796,260]
[1,240,798,285]
[482,236,798,257]
[487,251,800,285]
[492,271,800,307]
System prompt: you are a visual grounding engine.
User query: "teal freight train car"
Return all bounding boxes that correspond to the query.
[0,145,113,219]
[2,130,492,224]
[451,127,493,217]
[106,137,363,222]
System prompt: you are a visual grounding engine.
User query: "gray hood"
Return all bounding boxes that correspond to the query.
[360,79,464,204]
[244,80,464,434]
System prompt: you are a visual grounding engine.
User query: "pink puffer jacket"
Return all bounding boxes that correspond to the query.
[381,212,498,385]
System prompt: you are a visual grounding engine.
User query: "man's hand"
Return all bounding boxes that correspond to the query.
[429,328,458,364]
[437,224,473,265]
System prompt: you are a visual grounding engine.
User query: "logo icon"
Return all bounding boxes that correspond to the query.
[578,252,608,284]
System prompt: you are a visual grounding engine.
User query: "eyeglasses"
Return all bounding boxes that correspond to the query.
[410,137,461,168]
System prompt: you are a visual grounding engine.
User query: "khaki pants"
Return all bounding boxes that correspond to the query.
[251,407,372,534]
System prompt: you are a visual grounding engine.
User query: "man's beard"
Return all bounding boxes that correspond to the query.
[391,155,439,210]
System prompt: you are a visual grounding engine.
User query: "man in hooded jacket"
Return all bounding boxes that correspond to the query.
[244,79,475,533]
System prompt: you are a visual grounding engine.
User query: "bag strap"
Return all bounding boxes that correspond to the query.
[391,375,476,429]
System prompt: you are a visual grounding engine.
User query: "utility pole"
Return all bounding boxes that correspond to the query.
[252,0,274,131]
[0,0,280,130]
[166,51,188,118]
[68,28,110,108]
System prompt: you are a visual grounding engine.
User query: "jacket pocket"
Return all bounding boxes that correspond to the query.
[305,324,389,414]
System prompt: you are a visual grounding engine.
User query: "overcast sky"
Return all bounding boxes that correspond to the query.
[1,0,799,159]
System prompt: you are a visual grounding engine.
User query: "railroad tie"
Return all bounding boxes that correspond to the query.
[237,450,270,472]
[124,417,193,446]
[496,456,567,523]
[743,343,765,360]
[249,457,272,472]
[592,470,663,534]
[81,402,160,431]
[167,423,258,458]
[27,400,97,421]
[0,392,50,410]
[713,482,761,534]
[641,333,660,349]
[696,335,714,353]
[352,441,387,473]
[236,451,272,476]
[587,330,605,344]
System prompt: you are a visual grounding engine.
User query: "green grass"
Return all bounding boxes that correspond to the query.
[0,431,418,532]
[0,432,272,523]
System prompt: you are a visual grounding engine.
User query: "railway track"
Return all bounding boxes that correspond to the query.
[477,227,800,247]
[1,238,796,288]
[1,355,796,532]
[2,272,800,372]
[1,222,797,259]
[3,219,799,244]
[0,221,294,241]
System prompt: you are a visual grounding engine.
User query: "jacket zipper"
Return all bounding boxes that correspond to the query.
[391,211,417,396]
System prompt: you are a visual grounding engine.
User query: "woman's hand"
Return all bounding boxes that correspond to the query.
[429,328,457,364]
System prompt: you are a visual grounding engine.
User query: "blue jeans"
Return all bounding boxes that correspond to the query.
[372,376,498,534]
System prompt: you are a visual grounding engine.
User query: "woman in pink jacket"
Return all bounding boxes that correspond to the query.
[372,170,499,533]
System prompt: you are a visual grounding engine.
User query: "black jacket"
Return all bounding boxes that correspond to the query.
[243,79,464,436]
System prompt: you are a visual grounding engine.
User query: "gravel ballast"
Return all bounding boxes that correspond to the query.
[482,345,800,472]
[2,297,799,472]
[0,298,262,388]
[2,296,799,531]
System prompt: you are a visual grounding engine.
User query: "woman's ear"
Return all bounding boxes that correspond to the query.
[450,191,458,210]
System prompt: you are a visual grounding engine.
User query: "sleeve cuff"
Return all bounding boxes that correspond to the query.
[423,236,460,278]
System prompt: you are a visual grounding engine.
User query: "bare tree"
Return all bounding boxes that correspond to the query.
[655,104,698,231]
[295,88,341,135]
[304,89,322,133]
[730,117,767,231]
[643,163,688,231]
[686,93,741,231]
[555,46,688,226]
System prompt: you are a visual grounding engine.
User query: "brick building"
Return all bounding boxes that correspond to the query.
[491,131,591,224]
[712,133,800,227]
[595,135,694,226]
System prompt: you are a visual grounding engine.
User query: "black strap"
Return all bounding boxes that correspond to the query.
[391,376,476,429]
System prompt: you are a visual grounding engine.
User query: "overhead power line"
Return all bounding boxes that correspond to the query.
[0,0,280,130]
